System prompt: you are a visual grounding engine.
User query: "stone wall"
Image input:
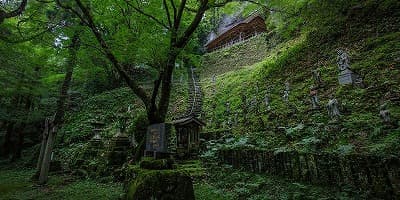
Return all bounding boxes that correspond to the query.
[218,149,400,199]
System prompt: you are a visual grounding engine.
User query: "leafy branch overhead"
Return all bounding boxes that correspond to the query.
[55,0,248,123]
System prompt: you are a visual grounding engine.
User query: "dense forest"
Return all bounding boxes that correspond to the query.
[0,0,399,199]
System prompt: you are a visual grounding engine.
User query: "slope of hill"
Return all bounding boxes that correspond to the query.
[199,0,400,155]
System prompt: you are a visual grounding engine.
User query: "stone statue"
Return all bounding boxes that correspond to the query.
[225,102,231,115]
[310,86,319,109]
[227,117,232,128]
[250,95,258,111]
[326,98,340,118]
[379,104,390,123]
[211,74,216,84]
[234,111,239,126]
[285,81,290,91]
[282,90,289,102]
[337,49,350,71]
[282,82,290,103]
[312,69,322,86]
[336,49,363,86]
[264,95,271,111]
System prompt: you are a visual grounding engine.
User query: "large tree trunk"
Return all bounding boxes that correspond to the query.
[37,32,80,184]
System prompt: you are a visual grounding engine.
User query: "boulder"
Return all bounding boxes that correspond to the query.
[126,170,195,200]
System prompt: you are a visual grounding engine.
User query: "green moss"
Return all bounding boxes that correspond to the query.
[126,169,195,200]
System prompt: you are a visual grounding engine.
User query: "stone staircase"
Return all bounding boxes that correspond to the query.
[183,66,203,118]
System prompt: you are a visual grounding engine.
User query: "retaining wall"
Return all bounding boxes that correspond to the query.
[218,149,400,199]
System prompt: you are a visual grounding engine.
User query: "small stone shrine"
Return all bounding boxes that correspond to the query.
[108,115,130,166]
[87,121,105,158]
[144,123,172,158]
[172,116,205,158]
[89,121,105,149]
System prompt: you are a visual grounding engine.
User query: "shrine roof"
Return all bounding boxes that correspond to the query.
[172,116,206,126]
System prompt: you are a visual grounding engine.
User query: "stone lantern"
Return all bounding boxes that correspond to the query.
[108,115,131,166]
[89,121,105,148]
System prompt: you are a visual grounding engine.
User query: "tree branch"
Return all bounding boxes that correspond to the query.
[71,0,151,108]
[163,0,172,28]
[175,0,207,48]
[0,22,59,43]
[124,0,169,30]
[174,0,186,30]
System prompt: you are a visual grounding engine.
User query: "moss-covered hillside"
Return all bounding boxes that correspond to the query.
[199,0,400,155]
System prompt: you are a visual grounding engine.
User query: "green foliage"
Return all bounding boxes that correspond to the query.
[0,168,123,200]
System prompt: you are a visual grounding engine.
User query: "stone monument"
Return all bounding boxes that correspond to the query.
[145,123,171,158]
[337,49,363,86]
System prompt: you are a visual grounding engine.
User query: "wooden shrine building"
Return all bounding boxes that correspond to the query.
[172,116,205,157]
[205,14,266,52]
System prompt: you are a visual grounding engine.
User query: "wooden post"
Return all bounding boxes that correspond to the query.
[36,118,49,171]
[38,125,56,184]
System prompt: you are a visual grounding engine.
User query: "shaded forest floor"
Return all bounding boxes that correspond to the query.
[1,159,354,200]
[0,163,123,200]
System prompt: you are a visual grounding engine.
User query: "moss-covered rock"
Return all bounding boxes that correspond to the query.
[126,170,195,200]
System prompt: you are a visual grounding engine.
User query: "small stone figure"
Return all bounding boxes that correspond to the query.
[282,82,290,103]
[312,69,323,86]
[337,49,350,71]
[379,104,390,123]
[285,81,290,91]
[227,117,233,128]
[211,74,216,84]
[264,95,271,111]
[225,102,231,115]
[282,90,289,102]
[179,75,184,83]
[326,98,340,118]
[234,111,239,126]
[310,86,319,109]
[250,95,258,111]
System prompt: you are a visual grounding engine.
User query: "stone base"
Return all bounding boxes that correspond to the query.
[338,70,356,85]
[144,151,171,159]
